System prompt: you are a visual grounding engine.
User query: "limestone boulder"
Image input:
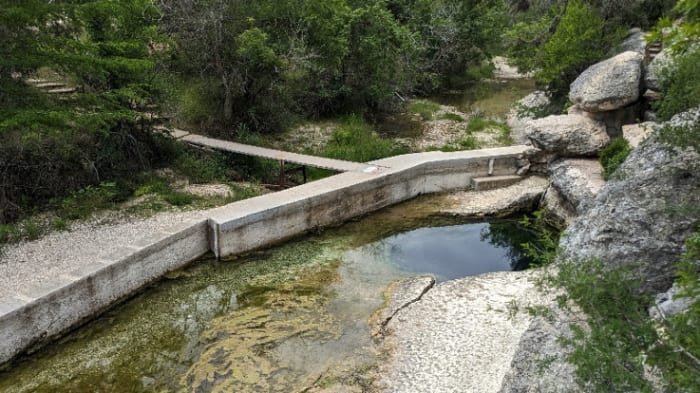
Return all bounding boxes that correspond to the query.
[507,91,551,145]
[569,51,643,112]
[568,102,641,138]
[622,122,658,148]
[559,136,700,293]
[549,158,605,215]
[541,186,577,227]
[498,305,581,393]
[618,28,646,55]
[644,47,673,91]
[525,114,610,156]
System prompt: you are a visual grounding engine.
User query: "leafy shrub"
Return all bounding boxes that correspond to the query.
[466,117,511,145]
[162,191,194,206]
[599,138,632,180]
[656,122,700,153]
[536,0,610,98]
[173,150,229,184]
[439,112,465,122]
[319,115,407,162]
[408,100,440,121]
[654,48,700,121]
[553,259,658,392]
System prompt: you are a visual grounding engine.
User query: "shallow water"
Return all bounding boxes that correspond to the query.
[0,195,538,392]
[434,79,536,120]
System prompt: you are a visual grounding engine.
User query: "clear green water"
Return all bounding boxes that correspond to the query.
[0,196,538,393]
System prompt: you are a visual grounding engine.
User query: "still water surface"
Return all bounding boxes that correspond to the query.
[0,200,536,393]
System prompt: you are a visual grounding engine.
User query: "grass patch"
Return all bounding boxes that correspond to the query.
[439,112,465,122]
[599,138,632,180]
[466,116,512,146]
[408,100,441,121]
[318,115,408,162]
[162,191,195,206]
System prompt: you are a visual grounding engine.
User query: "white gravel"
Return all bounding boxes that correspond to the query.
[0,210,207,300]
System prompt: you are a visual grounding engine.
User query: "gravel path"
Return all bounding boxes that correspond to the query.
[0,210,207,300]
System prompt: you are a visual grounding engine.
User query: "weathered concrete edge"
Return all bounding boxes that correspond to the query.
[209,146,533,258]
[0,145,535,365]
[0,219,209,365]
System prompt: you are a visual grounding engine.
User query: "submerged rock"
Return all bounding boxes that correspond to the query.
[569,51,643,112]
[376,270,550,393]
[525,114,610,156]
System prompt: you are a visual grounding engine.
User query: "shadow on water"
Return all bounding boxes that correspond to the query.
[0,195,545,392]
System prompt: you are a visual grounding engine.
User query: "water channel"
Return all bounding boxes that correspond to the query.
[0,194,539,393]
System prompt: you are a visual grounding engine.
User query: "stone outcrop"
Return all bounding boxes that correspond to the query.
[569,51,644,112]
[644,47,673,91]
[559,136,700,293]
[568,102,641,138]
[623,122,657,148]
[498,305,582,393]
[618,28,646,55]
[548,158,604,215]
[508,91,551,145]
[525,114,610,156]
[541,186,577,227]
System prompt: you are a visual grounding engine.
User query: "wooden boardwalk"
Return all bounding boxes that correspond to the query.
[166,128,380,173]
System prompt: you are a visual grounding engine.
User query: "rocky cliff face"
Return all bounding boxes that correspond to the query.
[560,135,700,293]
[500,114,700,392]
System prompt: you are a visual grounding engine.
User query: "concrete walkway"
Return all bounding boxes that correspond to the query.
[0,145,536,365]
[167,128,379,173]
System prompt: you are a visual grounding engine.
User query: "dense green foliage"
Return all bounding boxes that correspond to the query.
[316,115,408,162]
[0,0,175,223]
[504,0,674,102]
[599,138,632,180]
[1,0,514,224]
[654,42,700,121]
[547,229,700,392]
[160,0,510,134]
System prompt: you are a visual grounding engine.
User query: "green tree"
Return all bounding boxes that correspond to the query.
[0,0,171,223]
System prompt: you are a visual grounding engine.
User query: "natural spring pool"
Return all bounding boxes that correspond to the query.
[0,195,539,392]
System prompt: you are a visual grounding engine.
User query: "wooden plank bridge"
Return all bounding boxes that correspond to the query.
[163,128,382,185]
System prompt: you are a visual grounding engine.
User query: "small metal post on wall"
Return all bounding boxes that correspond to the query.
[279,160,286,188]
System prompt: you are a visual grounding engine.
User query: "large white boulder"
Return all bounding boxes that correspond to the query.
[525,114,610,156]
[569,51,644,112]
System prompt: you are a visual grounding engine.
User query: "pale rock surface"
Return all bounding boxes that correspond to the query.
[493,56,533,80]
[441,176,549,218]
[644,47,673,91]
[649,282,695,319]
[541,186,577,227]
[617,28,646,55]
[623,122,658,148]
[507,91,551,145]
[498,303,583,393]
[376,270,551,393]
[525,114,610,156]
[560,136,700,292]
[548,158,604,215]
[569,51,643,112]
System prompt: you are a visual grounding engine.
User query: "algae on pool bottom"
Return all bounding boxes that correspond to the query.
[0,195,540,392]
